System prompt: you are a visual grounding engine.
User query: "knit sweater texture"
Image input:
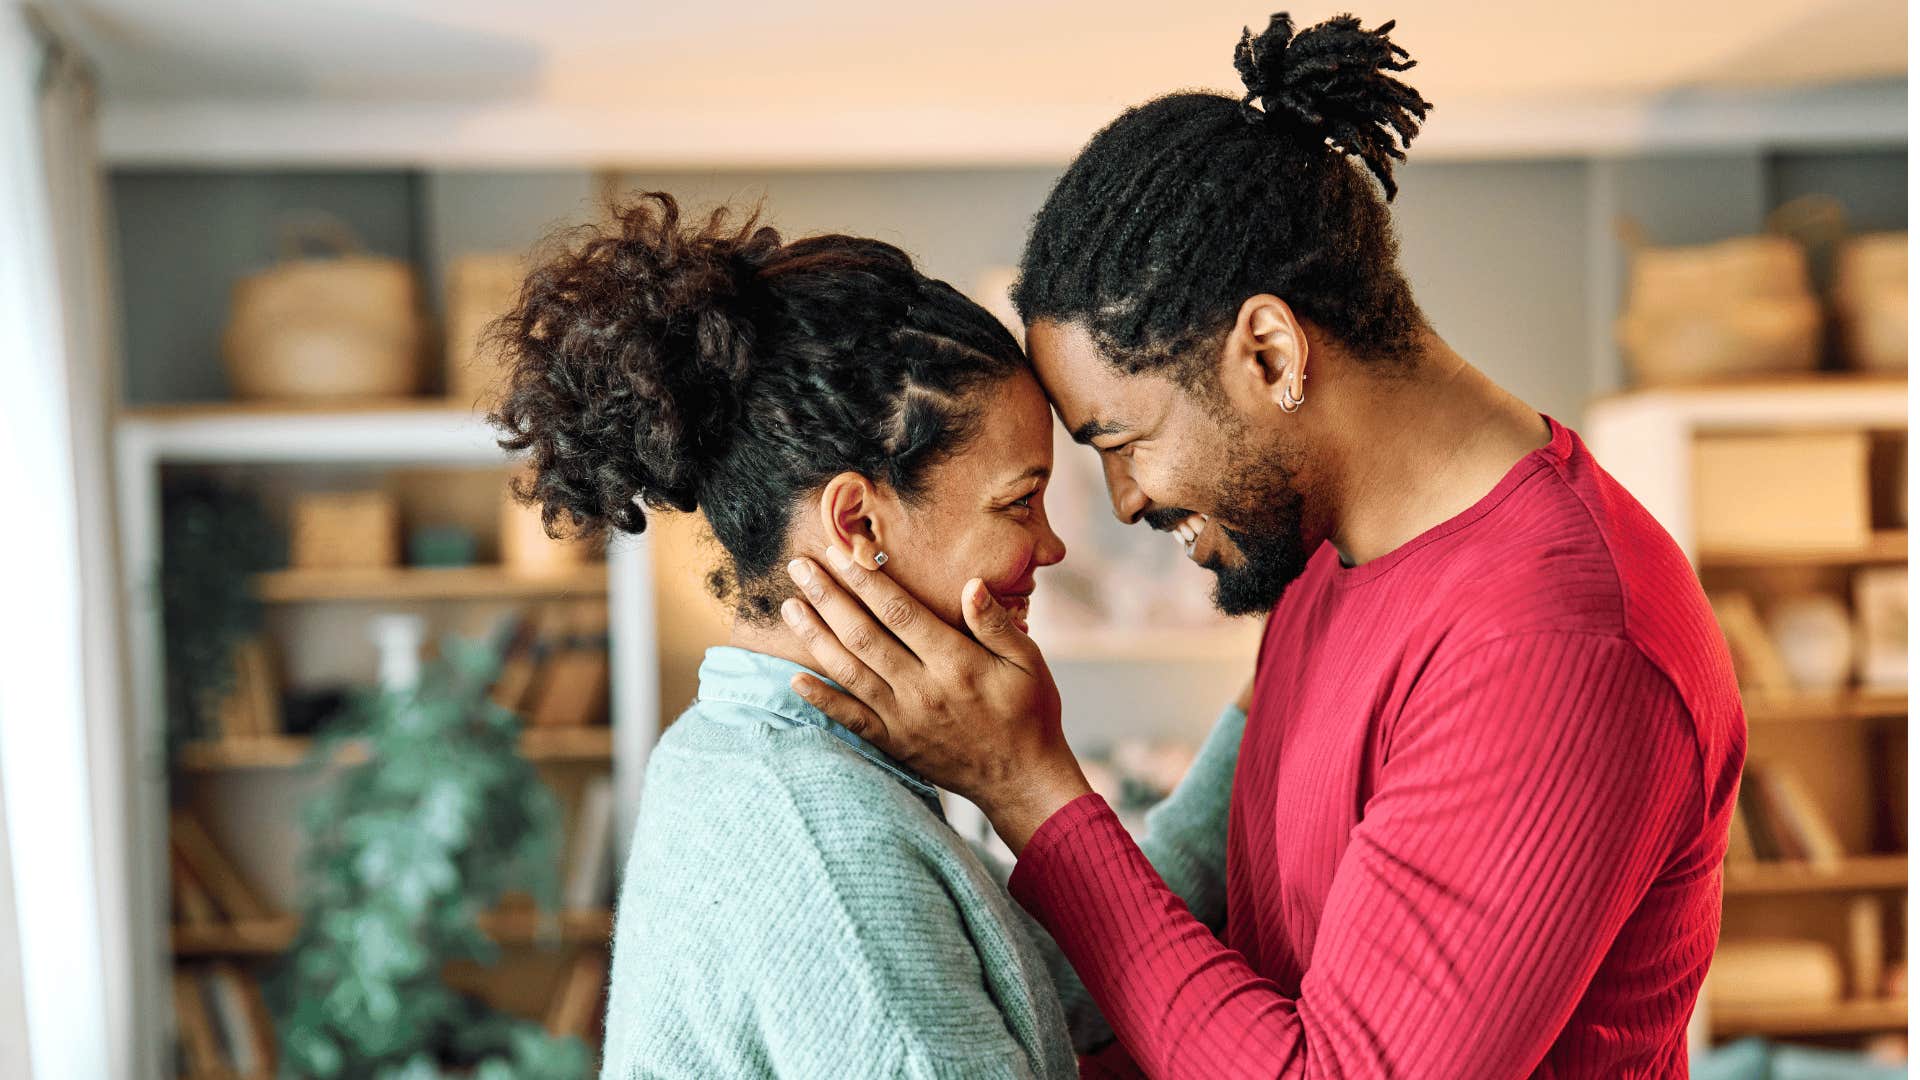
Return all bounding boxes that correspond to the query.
[601,645,1247,1079]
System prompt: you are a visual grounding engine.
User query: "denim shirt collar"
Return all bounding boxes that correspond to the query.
[696,646,944,817]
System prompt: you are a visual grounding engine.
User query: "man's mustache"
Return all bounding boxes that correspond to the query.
[1142,506,1197,532]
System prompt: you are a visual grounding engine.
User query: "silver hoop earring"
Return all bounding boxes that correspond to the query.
[872,551,889,568]
[1279,382,1305,413]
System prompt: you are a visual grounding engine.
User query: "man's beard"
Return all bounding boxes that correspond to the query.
[1200,453,1313,617]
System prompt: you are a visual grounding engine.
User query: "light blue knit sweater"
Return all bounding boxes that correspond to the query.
[600,646,1244,1079]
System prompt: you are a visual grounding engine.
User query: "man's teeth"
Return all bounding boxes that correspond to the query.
[1174,514,1209,546]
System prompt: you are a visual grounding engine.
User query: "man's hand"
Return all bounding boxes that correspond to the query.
[779,548,1092,852]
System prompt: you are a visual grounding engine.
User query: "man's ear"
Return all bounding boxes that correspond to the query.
[817,472,891,569]
[1220,294,1309,413]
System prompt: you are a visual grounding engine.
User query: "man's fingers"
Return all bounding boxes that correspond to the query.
[787,557,921,681]
[816,548,973,660]
[962,578,1041,667]
[780,597,894,712]
[790,673,889,748]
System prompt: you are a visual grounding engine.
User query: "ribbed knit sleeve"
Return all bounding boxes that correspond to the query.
[1009,633,1701,1079]
[978,705,1246,1054]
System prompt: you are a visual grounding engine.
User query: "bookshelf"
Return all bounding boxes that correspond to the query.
[115,401,659,1076]
[1586,376,1909,1052]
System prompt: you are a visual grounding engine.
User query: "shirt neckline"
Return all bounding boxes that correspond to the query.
[1329,414,1570,589]
[695,645,944,813]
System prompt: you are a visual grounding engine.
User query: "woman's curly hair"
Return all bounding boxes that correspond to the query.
[487,192,1025,619]
[1013,11,1434,382]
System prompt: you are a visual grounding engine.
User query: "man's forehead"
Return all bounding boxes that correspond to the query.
[1027,319,1117,434]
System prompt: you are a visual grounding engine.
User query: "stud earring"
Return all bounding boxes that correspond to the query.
[872,551,889,568]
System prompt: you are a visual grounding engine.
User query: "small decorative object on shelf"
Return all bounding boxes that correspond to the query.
[222,213,427,402]
[500,467,600,577]
[1853,567,1908,690]
[408,524,480,568]
[273,637,586,1079]
[289,490,400,570]
[1765,594,1855,694]
[1708,939,1845,1010]
[1693,433,1871,554]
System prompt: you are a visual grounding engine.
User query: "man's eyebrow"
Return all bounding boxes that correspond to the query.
[1071,419,1127,445]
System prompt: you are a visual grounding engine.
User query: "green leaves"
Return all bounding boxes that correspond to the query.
[273,636,580,1078]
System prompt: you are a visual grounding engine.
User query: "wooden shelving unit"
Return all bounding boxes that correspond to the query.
[1723,855,1908,896]
[116,400,656,1077]
[1699,529,1908,569]
[1743,690,1910,726]
[1586,376,1910,1052]
[173,908,614,957]
[1710,997,1909,1038]
[176,727,616,771]
[253,564,609,603]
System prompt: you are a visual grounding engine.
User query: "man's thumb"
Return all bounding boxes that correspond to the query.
[963,578,1026,654]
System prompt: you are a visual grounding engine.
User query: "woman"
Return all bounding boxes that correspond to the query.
[488,192,1091,1078]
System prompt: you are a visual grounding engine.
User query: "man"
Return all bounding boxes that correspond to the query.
[779,13,1744,1078]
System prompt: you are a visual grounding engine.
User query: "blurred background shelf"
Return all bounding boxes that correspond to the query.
[1710,998,1909,1038]
[1698,529,1907,569]
[172,908,613,957]
[176,728,615,771]
[253,564,608,603]
[1723,855,1908,896]
[1742,690,1908,725]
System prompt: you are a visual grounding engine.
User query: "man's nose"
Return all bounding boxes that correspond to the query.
[1100,453,1148,525]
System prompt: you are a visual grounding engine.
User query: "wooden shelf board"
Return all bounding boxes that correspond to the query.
[1699,530,1907,569]
[172,908,612,956]
[176,727,613,771]
[1711,996,1907,1037]
[117,402,506,464]
[254,564,607,602]
[1723,854,1909,896]
[1743,689,1908,725]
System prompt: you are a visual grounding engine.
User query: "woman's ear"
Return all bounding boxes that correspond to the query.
[817,472,892,570]
[1220,294,1309,414]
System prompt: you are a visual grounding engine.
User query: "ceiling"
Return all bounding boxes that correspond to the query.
[55,0,1910,165]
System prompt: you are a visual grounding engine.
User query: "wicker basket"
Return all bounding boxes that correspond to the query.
[1615,229,1821,387]
[222,215,426,402]
[445,253,526,411]
[1833,231,1907,373]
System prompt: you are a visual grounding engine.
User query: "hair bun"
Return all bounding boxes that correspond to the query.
[1232,11,1432,199]
[488,192,782,538]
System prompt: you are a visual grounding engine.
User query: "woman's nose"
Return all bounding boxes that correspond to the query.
[1100,453,1149,524]
[1035,516,1067,568]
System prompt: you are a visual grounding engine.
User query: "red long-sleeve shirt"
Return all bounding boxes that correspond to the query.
[1012,418,1746,1078]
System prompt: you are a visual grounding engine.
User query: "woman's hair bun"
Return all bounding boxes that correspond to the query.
[488,191,782,539]
[1231,11,1433,199]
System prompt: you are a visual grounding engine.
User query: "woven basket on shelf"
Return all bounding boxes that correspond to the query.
[222,214,427,402]
[1834,231,1908,373]
[444,253,526,412]
[1614,224,1821,387]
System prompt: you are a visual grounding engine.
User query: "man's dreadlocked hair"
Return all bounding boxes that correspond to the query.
[1014,12,1434,381]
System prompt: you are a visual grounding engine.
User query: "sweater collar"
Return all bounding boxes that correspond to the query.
[696,646,944,814]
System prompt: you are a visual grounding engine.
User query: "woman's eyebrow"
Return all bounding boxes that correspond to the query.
[1001,465,1051,488]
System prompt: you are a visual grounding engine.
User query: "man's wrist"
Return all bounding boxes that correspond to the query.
[980,754,1093,855]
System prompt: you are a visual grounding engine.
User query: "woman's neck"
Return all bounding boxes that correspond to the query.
[727,617,826,678]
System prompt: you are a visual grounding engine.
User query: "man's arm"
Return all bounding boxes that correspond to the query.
[1008,633,1701,1078]
[975,703,1248,1051]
